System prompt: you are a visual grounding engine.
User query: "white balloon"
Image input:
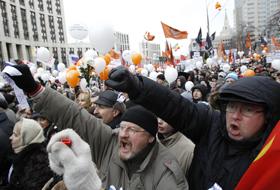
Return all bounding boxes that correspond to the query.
[69,24,89,40]
[29,66,37,75]
[52,70,59,77]
[41,72,50,82]
[195,61,202,69]
[122,50,132,63]
[164,67,178,84]
[146,64,154,72]
[89,24,115,55]
[206,58,213,67]
[140,68,148,77]
[272,59,280,71]
[149,71,159,81]
[37,47,52,64]
[185,81,194,91]
[94,57,106,74]
[240,65,248,73]
[79,78,88,92]
[37,67,44,74]
[49,76,55,83]
[222,64,231,72]
[84,49,98,66]
[128,64,136,73]
[58,71,66,84]
[57,63,66,72]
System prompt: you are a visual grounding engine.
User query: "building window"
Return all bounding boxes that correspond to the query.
[11,5,19,38]
[46,0,53,14]
[38,0,44,11]
[29,0,34,9]
[21,8,29,40]
[55,0,61,15]
[19,0,25,6]
[30,11,38,41]
[49,15,56,43]
[77,48,82,58]
[61,48,66,63]
[57,17,64,43]
[69,48,74,54]
[40,14,47,42]
[52,47,58,60]
[0,1,9,37]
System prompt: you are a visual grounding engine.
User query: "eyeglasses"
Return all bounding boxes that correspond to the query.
[226,102,264,117]
[118,124,145,135]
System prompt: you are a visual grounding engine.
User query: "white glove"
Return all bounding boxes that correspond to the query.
[47,129,102,190]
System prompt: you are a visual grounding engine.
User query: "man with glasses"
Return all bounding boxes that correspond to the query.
[3,64,188,190]
[103,66,280,190]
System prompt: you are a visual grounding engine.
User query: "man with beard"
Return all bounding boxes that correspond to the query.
[4,64,188,190]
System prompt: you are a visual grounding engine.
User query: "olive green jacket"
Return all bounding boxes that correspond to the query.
[33,88,188,190]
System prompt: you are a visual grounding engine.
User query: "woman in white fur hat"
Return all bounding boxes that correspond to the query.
[6,118,53,190]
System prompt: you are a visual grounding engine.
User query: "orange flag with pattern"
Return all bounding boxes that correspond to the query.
[161,22,188,40]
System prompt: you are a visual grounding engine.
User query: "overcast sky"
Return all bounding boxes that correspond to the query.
[63,0,235,52]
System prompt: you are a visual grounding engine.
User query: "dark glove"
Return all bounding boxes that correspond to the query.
[105,66,142,98]
[3,64,40,95]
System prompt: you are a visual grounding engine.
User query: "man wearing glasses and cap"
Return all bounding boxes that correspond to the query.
[103,66,280,190]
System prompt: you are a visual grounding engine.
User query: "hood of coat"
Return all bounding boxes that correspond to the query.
[218,76,280,151]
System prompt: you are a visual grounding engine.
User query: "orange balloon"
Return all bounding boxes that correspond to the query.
[103,54,111,65]
[67,65,77,72]
[76,59,82,66]
[243,69,255,77]
[66,70,80,87]
[132,53,142,65]
[99,67,109,80]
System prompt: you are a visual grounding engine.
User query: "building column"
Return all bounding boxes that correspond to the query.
[1,42,9,62]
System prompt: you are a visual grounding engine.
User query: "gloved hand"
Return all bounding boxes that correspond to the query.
[47,129,102,190]
[3,64,40,95]
[105,66,142,98]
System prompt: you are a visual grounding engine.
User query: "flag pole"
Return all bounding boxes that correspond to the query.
[205,0,210,34]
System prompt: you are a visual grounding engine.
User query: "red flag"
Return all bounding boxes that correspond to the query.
[144,32,155,41]
[161,22,188,40]
[245,32,252,49]
[272,36,280,49]
[235,120,280,190]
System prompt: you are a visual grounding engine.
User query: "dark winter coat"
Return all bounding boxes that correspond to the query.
[7,143,53,190]
[129,76,280,190]
[0,112,14,186]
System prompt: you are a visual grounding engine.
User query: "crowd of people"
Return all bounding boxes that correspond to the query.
[0,57,279,189]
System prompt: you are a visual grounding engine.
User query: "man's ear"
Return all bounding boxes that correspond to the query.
[148,136,155,143]
[112,109,120,117]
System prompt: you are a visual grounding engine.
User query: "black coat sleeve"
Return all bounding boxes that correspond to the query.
[131,76,217,144]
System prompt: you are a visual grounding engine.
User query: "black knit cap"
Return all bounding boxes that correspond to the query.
[121,105,158,137]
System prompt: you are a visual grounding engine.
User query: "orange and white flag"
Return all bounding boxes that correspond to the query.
[161,22,188,40]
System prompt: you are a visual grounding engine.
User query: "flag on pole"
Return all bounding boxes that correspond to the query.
[211,32,216,41]
[205,32,213,51]
[161,21,188,40]
[235,120,280,190]
[69,54,79,65]
[245,32,252,49]
[195,28,202,46]
[272,36,280,49]
[144,32,155,41]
